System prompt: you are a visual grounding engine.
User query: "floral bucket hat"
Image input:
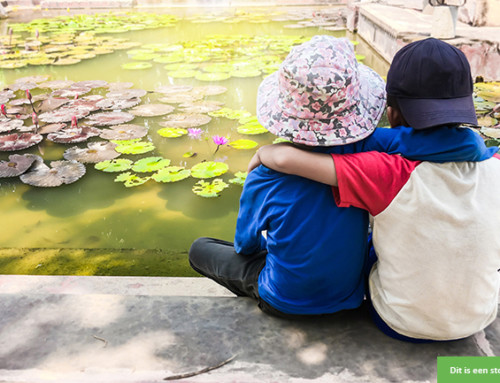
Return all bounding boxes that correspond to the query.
[257,35,386,146]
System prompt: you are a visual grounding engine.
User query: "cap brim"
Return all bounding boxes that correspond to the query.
[256,64,386,146]
[397,96,478,130]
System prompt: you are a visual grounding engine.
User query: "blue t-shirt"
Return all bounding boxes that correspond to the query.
[234,126,498,315]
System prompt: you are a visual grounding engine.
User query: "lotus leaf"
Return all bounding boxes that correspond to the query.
[163,63,199,71]
[230,68,262,78]
[179,101,224,114]
[202,63,234,73]
[38,123,67,135]
[192,178,229,197]
[237,121,268,135]
[108,82,134,90]
[66,96,105,113]
[0,154,37,177]
[155,85,193,94]
[0,60,28,69]
[191,161,229,178]
[114,172,151,187]
[485,138,500,147]
[192,85,227,96]
[85,111,135,127]
[195,72,231,82]
[95,158,133,172]
[39,107,90,123]
[480,127,500,139]
[152,166,191,183]
[131,53,161,61]
[96,98,142,110]
[121,62,153,70]
[113,139,155,154]
[47,126,101,144]
[157,127,188,138]
[38,80,75,89]
[51,86,92,98]
[160,113,212,128]
[106,89,147,99]
[477,90,500,103]
[129,104,175,117]
[158,93,203,104]
[63,141,120,163]
[183,151,197,158]
[477,116,498,127]
[0,132,43,151]
[208,108,252,120]
[20,159,86,187]
[99,124,148,140]
[74,80,108,89]
[228,171,248,186]
[132,157,171,172]
[167,70,198,79]
[38,97,71,113]
[0,119,24,133]
[228,139,259,149]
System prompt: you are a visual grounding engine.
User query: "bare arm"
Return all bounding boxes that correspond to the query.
[248,143,338,186]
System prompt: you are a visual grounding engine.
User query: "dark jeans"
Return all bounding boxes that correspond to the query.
[189,237,341,319]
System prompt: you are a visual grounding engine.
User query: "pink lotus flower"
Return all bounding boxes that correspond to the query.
[188,128,203,139]
[1,104,6,117]
[25,89,32,101]
[212,135,229,154]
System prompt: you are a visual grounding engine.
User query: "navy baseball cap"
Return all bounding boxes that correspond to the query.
[386,38,477,130]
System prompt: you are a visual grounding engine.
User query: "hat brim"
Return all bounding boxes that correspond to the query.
[256,64,387,146]
[397,95,478,130]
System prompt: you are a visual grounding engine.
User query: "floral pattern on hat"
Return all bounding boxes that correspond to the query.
[257,35,386,146]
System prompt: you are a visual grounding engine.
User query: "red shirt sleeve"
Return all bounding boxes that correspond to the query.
[331,152,421,216]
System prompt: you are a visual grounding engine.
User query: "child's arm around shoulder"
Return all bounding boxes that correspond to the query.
[248,143,338,186]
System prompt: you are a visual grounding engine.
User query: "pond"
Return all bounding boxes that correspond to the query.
[0,6,392,276]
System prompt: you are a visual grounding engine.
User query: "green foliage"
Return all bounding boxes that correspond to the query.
[131,157,171,173]
[152,166,191,183]
[228,171,247,186]
[191,161,229,178]
[192,178,229,197]
[94,159,133,172]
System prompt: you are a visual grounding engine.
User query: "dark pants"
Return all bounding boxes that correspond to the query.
[188,237,337,319]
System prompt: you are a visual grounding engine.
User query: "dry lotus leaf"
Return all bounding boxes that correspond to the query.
[0,132,43,151]
[51,86,92,98]
[85,111,135,127]
[38,80,75,89]
[96,97,142,110]
[38,123,67,134]
[99,124,148,140]
[129,103,174,117]
[9,98,31,107]
[0,119,25,133]
[0,154,37,177]
[39,107,90,123]
[155,85,193,95]
[105,89,147,99]
[179,100,224,114]
[160,113,212,128]
[20,159,86,187]
[65,95,105,113]
[63,141,120,163]
[47,126,101,143]
[38,97,71,113]
[73,80,108,89]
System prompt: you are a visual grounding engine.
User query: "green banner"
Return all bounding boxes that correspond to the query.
[438,357,500,382]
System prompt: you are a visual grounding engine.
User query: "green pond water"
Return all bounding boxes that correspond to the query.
[0,7,390,276]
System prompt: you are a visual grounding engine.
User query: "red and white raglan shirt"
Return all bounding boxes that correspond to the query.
[331,151,500,340]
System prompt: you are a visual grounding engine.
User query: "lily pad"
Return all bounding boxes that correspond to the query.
[228,139,259,149]
[209,108,252,120]
[96,97,142,110]
[99,124,148,140]
[228,171,248,186]
[47,126,101,144]
[20,159,86,187]
[95,158,133,172]
[230,68,262,78]
[157,127,188,138]
[179,100,224,114]
[63,141,120,163]
[195,72,231,82]
[121,62,153,70]
[236,121,268,135]
[39,107,90,123]
[155,85,193,94]
[477,116,498,127]
[152,166,191,183]
[114,172,151,187]
[0,132,43,151]
[160,113,212,128]
[74,80,108,89]
[38,123,67,134]
[38,97,71,113]
[168,70,198,79]
[113,139,155,154]
[85,111,135,126]
[132,156,171,172]
[480,127,500,139]
[106,89,147,99]
[192,178,229,197]
[38,80,75,89]
[0,154,37,177]
[51,86,92,98]
[158,93,203,104]
[129,103,175,117]
[0,119,25,133]
[191,161,229,178]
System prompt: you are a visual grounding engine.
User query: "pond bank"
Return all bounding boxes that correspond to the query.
[1,274,498,382]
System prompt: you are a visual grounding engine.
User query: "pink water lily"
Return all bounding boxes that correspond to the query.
[25,90,32,101]
[212,135,229,154]
[71,115,78,128]
[1,104,6,117]
[188,128,203,139]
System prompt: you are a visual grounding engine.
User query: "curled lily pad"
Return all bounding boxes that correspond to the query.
[0,119,25,133]
[228,139,259,149]
[228,171,248,186]
[63,141,120,163]
[191,161,229,178]
[114,172,151,187]
[129,103,174,117]
[121,62,153,70]
[99,124,148,140]
[160,113,211,128]
[157,127,188,138]
[192,178,229,197]
[85,111,135,127]
[106,89,147,99]
[96,97,142,110]
[132,156,171,172]
[0,132,43,151]
[20,159,86,187]
[47,126,101,144]
[0,154,37,177]
[152,166,191,183]
[236,121,268,135]
[38,123,67,135]
[95,158,133,172]
[113,139,155,154]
